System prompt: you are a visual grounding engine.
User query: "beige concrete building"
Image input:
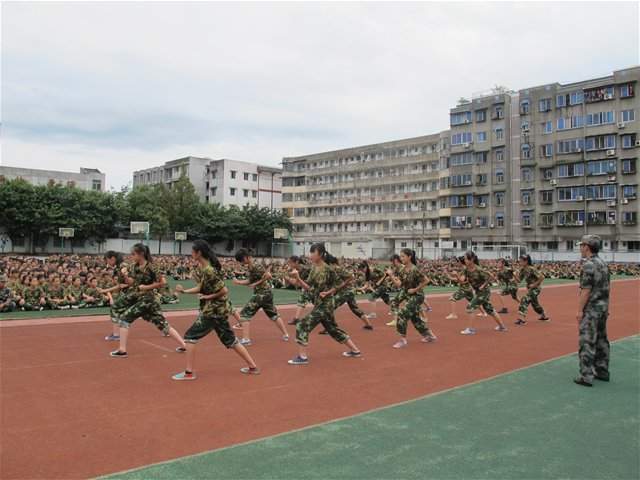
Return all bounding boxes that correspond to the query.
[0,166,105,191]
[282,67,639,261]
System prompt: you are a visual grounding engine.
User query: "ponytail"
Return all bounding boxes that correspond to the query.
[105,250,124,266]
[234,248,253,262]
[464,251,479,266]
[400,248,417,265]
[358,261,371,281]
[519,254,532,266]
[193,239,222,271]
[131,243,152,263]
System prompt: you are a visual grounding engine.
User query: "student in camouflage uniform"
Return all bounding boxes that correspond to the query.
[495,258,520,314]
[158,283,180,304]
[46,277,71,310]
[358,261,390,320]
[445,256,474,320]
[233,248,289,346]
[172,240,260,380]
[459,252,507,335]
[99,251,133,341]
[574,235,610,387]
[386,249,437,348]
[110,244,186,358]
[0,275,16,313]
[80,277,105,308]
[286,256,314,326]
[287,243,362,364]
[21,277,46,311]
[514,255,550,326]
[386,255,406,326]
[65,277,83,309]
[319,257,372,334]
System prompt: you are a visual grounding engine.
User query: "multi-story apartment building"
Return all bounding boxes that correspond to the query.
[514,67,640,257]
[133,157,282,210]
[0,166,106,191]
[281,133,448,259]
[282,67,639,260]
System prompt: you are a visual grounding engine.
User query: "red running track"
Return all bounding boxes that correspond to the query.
[1,280,638,479]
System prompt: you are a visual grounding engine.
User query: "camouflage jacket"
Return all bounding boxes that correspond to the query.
[465,266,490,292]
[497,267,516,285]
[369,266,386,286]
[248,261,272,295]
[200,263,231,316]
[580,254,610,312]
[307,264,334,307]
[128,262,160,301]
[0,286,14,303]
[520,266,542,287]
[48,286,67,301]
[23,287,44,304]
[401,264,426,291]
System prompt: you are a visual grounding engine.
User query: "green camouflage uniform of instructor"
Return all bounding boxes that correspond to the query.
[574,235,610,387]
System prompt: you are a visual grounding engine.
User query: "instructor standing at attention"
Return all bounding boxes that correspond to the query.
[574,235,611,387]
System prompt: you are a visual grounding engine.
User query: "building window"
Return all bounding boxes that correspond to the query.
[521,144,532,160]
[451,152,473,166]
[621,134,637,148]
[230,170,236,179]
[495,192,505,207]
[623,212,638,225]
[495,169,505,184]
[243,189,249,197]
[585,111,614,126]
[495,213,505,228]
[475,152,488,164]
[451,132,473,145]
[521,167,534,182]
[556,138,585,154]
[541,191,553,205]
[492,104,504,119]
[541,121,553,134]
[620,84,635,98]
[622,159,636,174]
[621,109,636,123]
[211,187,217,196]
[494,149,505,162]
[244,172,249,181]
[622,185,637,199]
[252,173,258,181]
[230,188,236,196]
[519,99,530,115]
[539,213,553,228]
[477,132,487,143]
[539,98,552,111]
[252,190,258,198]
[92,180,101,190]
[541,144,553,157]
[495,128,504,141]
[587,160,616,176]
[558,163,584,177]
[451,111,472,125]
[476,110,486,122]
[557,187,585,201]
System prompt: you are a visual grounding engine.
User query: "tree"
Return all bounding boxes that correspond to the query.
[0,179,41,252]
[126,184,169,237]
[166,173,201,233]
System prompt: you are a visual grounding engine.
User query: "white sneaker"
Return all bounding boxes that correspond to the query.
[366,313,377,319]
[282,334,290,341]
[445,314,458,320]
[239,338,252,346]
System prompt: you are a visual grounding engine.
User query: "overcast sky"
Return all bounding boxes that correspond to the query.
[2,1,638,190]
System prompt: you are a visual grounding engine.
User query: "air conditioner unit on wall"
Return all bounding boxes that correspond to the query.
[606,149,615,156]
[617,122,626,129]
[479,203,486,208]
[550,180,557,186]
[607,200,616,207]
[575,220,584,226]
[621,198,629,204]
[575,196,583,201]
[463,143,471,148]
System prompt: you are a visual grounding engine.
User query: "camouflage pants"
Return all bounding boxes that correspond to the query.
[110,294,137,324]
[390,290,408,316]
[397,293,432,338]
[240,291,280,322]
[22,302,42,311]
[296,289,315,308]
[499,284,519,301]
[48,300,70,310]
[184,310,238,348]
[466,289,496,315]
[518,286,544,316]
[334,288,366,319]
[79,300,105,309]
[118,299,170,333]
[370,286,391,305]
[0,301,16,312]
[449,286,474,303]
[578,310,610,383]
[296,304,349,346]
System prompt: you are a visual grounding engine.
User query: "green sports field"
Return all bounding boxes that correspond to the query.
[101,335,639,480]
[0,276,614,321]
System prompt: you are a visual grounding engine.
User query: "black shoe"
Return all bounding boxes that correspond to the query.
[110,350,128,358]
[594,373,610,382]
[318,329,329,335]
[538,316,550,322]
[573,377,593,387]
[287,318,299,325]
[363,325,373,331]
